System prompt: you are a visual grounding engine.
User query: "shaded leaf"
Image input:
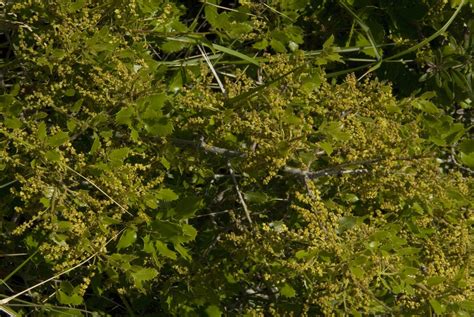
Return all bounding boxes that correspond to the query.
[205,305,222,317]
[47,131,69,147]
[131,267,158,289]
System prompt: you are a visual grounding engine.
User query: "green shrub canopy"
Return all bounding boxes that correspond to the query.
[0,0,472,315]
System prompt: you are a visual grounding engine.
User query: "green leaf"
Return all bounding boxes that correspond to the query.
[356,33,378,58]
[64,88,76,97]
[71,99,83,112]
[244,192,268,204]
[90,135,101,155]
[174,243,191,261]
[319,142,333,155]
[459,139,474,154]
[131,267,158,289]
[45,150,61,162]
[109,148,130,166]
[160,40,188,53]
[413,99,440,114]
[341,193,359,203]
[323,35,335,48]
[295,250,309,259]
[144,118,173,136]
[56,281,83,305]
[157,188,179,201]
[270,38,287,53]
[319,121,350,141]
[144,93,167,112]
[160,157,170,170]
[426,276,445,286]
[117,228,137,251]
[5,117,22,129]
[210,43,259,66]
[429,298,446,315]
[57,290,83,306]
[116,107,134,126]
[37,122,47,142]
[70,0,86,11]
[168,71,183,93]
[175,196,203,218]
[280,283,296,298]
[66,120,77,132]
[151,220,182,240]
[155,241,177,260]
[459,300,474,311]
[205,305,222,317]
[460,152,474,168]
[143,234,156,254]
[47,131,69,147]
[350,266,364,278]
[181,224,197,242]
[144,194,158,209]
[253,39,268,50]
[398,247,420,255]
[338,216,359,233]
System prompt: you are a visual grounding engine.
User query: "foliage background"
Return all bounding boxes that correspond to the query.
[0,0,473,316]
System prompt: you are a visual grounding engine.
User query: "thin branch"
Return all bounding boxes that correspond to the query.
[0,228,124,307]
[0,179,18,189]
[228,161,252,224]
[450,146,474,174]
[61,164,133,217]
[284,166,369,179]
[171,138,432,179]
[171,138,245,157]
[197,45,226,96]
[0,254,28,257]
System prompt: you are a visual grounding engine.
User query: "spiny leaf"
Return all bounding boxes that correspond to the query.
[117,228,137,251]
[131,267,158,290]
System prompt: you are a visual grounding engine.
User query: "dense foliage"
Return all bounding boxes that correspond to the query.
[0,0,472,316]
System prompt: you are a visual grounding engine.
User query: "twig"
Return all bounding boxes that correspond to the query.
[192,209,233,219]
[61,164,133,217]
[450,146,474,174]
[228,161,252,224]
[284,166,369,179]
[0,179,18,189]
[304,175,315,198]
[0,228,124,307]
[171,138,431,179]
[0,254,28,257]
[197,45,226,96]
[171,138,245,157]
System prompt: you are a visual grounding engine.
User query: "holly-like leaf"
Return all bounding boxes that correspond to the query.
[117,228,137,251]
[116,107,134,126]
[155,241,177,260]
[131,267,158,289]
[175,196,203,218]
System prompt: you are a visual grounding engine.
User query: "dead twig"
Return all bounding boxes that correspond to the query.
[228,161,252,225]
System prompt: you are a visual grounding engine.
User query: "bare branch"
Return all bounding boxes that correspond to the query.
[170,138,432,179]
[228,161,252,224]
[284,166,369,179]
[171,138,245,157]
[450,146,474,174]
